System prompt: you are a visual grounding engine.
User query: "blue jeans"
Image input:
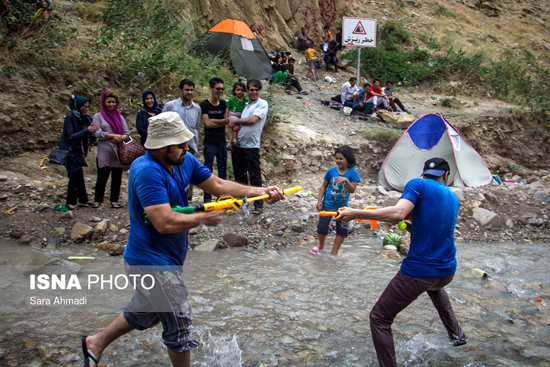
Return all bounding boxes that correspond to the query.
[203,143,227,203]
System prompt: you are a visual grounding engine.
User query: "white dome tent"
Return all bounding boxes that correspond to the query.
[378,114,493,191]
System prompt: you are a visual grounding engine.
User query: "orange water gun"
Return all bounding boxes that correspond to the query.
[319,206,378,229]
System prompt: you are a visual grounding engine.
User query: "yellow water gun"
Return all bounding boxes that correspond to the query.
[143,186,302,225]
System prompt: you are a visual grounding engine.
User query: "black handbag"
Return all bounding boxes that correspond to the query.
[48,147,70,165]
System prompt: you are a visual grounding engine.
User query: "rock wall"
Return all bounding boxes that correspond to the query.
[192,0,351,50]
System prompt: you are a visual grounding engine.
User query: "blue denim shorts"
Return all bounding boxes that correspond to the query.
[317,206,349,238]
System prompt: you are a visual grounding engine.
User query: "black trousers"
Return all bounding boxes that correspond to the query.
[94,165,123,203]
[231,146,263,209]
[66,169,89,206]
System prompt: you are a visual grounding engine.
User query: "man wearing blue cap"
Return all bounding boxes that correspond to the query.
[335,157,467,367]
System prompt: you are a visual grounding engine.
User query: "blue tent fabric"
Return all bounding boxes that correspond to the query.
[407,114,446,150]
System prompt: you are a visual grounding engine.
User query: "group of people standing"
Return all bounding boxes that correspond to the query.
[58,78,269,214]
[297,25,342,75]
[59,90,129,210]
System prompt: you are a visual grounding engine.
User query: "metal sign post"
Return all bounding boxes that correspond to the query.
[342,17,377,82]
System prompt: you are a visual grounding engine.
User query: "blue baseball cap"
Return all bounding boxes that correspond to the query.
[422,158,450,177]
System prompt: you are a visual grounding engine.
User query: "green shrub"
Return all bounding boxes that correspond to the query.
[441,98,453,107]
[89,0,232,93]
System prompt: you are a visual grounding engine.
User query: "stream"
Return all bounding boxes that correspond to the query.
[0,237,549,366]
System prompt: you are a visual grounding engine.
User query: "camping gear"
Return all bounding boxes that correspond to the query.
[118,136,145,166]
[378,114,492,191]
[197,19,271,80]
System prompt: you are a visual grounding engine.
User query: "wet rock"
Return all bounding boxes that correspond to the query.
[533,191,550,205]
[10,248,81,275]
[486,280,507,292]
[94,243,124,255]
[291,225,305,233]
[108,244,125,256]
[521,346,550,360]
[223,233,248,247]
[473,207,499,228]
[527,217,543,227]
[71,222,93,242]
[18,234,38,246]
[378,248,402,264]
[195,239,221,252]
[60,211,74,220]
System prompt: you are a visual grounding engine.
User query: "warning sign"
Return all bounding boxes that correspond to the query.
[353,21,366,35]
[343,17,377,47]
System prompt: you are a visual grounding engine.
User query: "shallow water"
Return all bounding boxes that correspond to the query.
[0,237,549,366]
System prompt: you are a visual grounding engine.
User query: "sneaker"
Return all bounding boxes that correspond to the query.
[450,333,468,346]
[299,90,309,95]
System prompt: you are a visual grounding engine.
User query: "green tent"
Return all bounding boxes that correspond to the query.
[197,19,271,80]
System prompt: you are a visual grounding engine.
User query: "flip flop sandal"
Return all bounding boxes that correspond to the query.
[81,336,99,367]
[310,246,320,255]
[252,208,263,215]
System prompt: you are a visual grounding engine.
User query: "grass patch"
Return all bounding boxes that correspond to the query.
[359,127,402,144]
[0,3,76,64]
[434,5,455,18]
[86,0,234,95]
[441,98,453,107]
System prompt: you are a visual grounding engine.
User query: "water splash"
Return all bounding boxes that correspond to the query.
[196,330,242,367]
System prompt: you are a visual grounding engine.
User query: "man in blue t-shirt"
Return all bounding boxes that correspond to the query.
[81,112,284,367]
[335,157,467,367]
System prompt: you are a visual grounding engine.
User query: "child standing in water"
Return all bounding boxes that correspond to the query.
[311,145,361,255]
[225,81,248,151]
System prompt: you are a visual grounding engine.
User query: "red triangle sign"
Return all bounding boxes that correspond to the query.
[352,21,367,35]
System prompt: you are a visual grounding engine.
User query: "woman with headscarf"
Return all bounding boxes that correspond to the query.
[91,89,130,209]
[57,95,98,210]
[136,89,162,146]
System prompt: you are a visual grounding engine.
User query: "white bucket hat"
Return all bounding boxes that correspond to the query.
[144,112,195,149]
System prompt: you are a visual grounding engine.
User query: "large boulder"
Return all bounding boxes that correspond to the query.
[376,110,415,129]
[223,233,248,248]
[71,223,94,242]
[10,247,81,275]
[473,207,499,228]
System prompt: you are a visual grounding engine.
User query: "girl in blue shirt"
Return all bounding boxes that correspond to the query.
[311,145,361,255]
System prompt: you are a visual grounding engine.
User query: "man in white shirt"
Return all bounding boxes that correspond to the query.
[341,77,358,107]
[228,79,269,215]
[162,79,201,155]
[163,79,201,201]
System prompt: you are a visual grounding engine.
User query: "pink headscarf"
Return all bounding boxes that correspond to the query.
[100,89,124,135]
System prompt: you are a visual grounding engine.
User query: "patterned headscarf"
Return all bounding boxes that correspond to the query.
[142,90,162,114]
[68,95,90,117]
[100,89,124,135]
